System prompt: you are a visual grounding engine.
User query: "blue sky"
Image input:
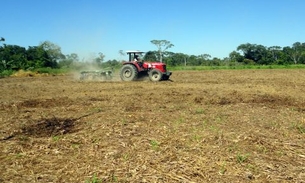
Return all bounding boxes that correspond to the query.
[1,0,304,61]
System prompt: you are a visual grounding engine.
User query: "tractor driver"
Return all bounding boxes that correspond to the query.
[134,55,139,61]
[134,55,143,67]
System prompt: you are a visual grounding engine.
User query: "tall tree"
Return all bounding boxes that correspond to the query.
[237,43,268,64]
[188,55,199,66]
[255,45,269,64]
[39,41,65,67]
[200,54,211,61]
[26,46,50,68]
[286,42,305,64]
[168,53,187,66]
[229,51,244,63]
[150,40,174,63]
[0,45,27,70]
[144,51,158,61]
[268,46,282,63]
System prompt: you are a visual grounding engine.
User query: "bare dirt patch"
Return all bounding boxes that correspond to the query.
[0,70,305,182]
[21,117,77,138]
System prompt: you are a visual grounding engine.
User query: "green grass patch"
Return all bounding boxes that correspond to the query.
[150,140,160,151]
[0,70,14,77]
[168,64,305,71]
[52,135,61,141]
[85,174,103,183]
[236,153,249,163]
[296,124,305,134]
[35,67,72,74]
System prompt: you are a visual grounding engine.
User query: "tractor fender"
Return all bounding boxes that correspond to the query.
[123,61,142,71]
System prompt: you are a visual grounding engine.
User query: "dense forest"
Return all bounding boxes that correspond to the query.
[157,42,305,66]
[1,37,305,76]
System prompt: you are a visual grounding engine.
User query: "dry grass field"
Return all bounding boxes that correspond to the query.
[1,69,305,183]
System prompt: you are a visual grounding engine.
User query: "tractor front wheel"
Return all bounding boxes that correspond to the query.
[120,64,138,81]
[149,69,162,82]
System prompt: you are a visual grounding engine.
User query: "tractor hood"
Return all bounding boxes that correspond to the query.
[149,62,166,66]
[143,62,167,72]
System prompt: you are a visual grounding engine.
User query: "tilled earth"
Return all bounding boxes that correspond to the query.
[0,70,305,182]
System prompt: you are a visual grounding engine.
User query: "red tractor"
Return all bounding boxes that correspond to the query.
[120,50,172,81]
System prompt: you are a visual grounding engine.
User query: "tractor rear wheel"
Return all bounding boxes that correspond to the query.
[149,69,162,81]
[120,64,138,81]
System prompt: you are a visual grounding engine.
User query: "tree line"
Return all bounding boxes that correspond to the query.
[1,37,305,75]
[0,39,119,74]
[148,42,305,66]
[0,40,63,71]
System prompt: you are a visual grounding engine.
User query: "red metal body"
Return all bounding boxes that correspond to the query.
[123,61,167,73]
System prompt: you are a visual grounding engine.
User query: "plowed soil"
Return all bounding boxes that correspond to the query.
[1,70,305,183]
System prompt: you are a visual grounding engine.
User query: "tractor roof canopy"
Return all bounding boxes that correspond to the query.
[126,50,145,54]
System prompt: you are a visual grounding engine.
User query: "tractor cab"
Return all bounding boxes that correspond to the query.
[125,50,145,71]
[126,50,145,62]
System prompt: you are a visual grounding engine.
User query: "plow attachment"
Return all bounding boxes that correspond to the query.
[79,69,113,81]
